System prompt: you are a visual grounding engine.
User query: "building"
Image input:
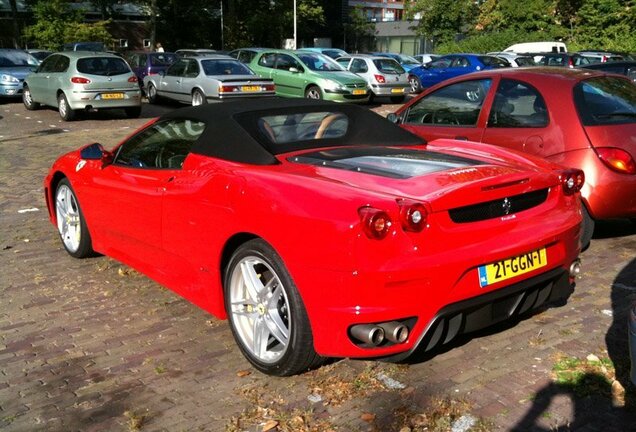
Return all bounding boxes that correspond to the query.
[348,0,407,22]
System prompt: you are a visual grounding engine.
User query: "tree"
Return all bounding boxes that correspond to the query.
[9,0,21,48]
[23,0,113,50]
[406,0,477,44]
[345,5,374,52]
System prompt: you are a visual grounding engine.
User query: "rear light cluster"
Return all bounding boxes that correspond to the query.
[596,147,636,174]
[70,76,90,84]
[560,168,585,195]
[128,76,138,83]
[219,84,275,93]
[374,74,385,83]
[358,200,429,240]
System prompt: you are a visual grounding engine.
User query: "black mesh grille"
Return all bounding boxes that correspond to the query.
[448,188,549,223]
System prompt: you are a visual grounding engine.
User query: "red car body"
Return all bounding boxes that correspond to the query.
[45,99,583,375]
[392,68,636,231]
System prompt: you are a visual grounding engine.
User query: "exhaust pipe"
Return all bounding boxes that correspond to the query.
[569,259,582,278]
[350,324,385,346]
[379,321,409,343]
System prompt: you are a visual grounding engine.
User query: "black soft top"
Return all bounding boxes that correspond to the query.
[160,98,424,165]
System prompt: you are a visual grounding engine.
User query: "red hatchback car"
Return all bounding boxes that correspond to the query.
[391,68,636,245]
[45,99,583,375]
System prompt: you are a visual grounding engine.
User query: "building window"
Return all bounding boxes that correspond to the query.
[143,39,151,48]
[119,39,128,48]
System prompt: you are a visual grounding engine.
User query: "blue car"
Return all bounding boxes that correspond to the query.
[370,52,421,72]
[125,51,177,87]
[408,54,508,93]
[0,49,38,98]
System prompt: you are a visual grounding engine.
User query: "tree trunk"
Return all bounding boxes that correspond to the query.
[9,0,20,48]
[150,0,157,50]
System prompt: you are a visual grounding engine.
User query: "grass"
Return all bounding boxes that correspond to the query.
[392,397,493,432]
[551,353,617,400]
[124,410,146,431]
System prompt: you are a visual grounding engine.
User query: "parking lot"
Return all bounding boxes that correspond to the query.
[1,98,635,431]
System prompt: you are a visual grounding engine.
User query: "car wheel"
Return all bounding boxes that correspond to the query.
[224,239,323,376]
[147,83,158,104]
[581,204,595,250]
[390,95,406,103]
[57,93,76,121]
[55,179,94,258]
[23,85,39,110]
[125,106,142,118]
[409,75,422,93]
[305,85,322,100]
[192,89,207,106]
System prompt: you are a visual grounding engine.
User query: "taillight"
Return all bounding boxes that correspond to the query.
[374,74,386,83]
[358,207,392,240]
[128,76,138,83]
[148,71,158,75]
[264,84,276,91]
[70,76,90,84]
[560,168,585,195]
[397,199,428,232]
[595,147,636,174]
[219,85,238,93]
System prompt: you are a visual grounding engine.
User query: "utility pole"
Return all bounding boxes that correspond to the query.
[220,1,224,50]
[293,0,297,49]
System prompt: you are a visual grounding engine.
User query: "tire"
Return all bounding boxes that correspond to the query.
[57,93,76,121]
[55,179,94,258]
[23,85,39,110]
[191,89,207,106]
[147,83,159,104]
[581,203,595,250]
[368,92,375,104]
[409,75,422,93]
[390,95,406,103]
[224,239,323,376]
[305,85,322,100]
[124,106,142,118]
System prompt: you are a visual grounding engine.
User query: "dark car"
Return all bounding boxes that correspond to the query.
[126,51,177,87]
[630,302,636,386]
[581,61,636,82]
[408,54,508,93]
[228,48,267,64]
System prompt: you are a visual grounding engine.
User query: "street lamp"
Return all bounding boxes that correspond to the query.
[293,0,297,49]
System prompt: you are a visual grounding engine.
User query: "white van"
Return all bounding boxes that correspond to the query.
[504,42,567,54]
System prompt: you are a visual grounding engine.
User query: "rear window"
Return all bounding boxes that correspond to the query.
[257,111,349,144]
[202,59,254,76]
[77,57,130,76]
[478,56,509,68]
[373,59,405,74]
[574,77,636,125]
[150,53,176,66]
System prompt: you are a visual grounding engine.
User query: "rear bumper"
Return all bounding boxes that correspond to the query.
[67,89,142,110]
[371,84,410,96]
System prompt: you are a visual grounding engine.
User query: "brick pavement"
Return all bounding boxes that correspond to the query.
[1,101,635,431]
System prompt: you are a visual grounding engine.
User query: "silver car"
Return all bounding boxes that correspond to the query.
[144,55,275,106]
[23,51,141,121]
[336,54,410,103]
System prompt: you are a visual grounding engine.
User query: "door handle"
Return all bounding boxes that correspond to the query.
[455,136,468,141]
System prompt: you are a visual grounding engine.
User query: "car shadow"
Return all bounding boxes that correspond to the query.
[509,258,636,430]
[593,218,636,240]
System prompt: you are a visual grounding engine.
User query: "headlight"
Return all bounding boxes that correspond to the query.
[324,81,346,92]
[1,74,19,84]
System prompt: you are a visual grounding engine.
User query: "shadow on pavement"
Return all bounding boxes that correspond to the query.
[593,218,636,240]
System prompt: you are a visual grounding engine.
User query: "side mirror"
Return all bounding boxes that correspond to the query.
[159,70,166,77]
[289,67,300,73]
[386,113,401,124]
[79,143,111,166]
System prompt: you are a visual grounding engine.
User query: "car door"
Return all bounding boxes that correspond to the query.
[418,57,453,87]
[401,77,495,142]
[26,54,59,104]
[47,55,70,107]
[160,59,187,101]
[81,119,203,260]
[180,58,201,101]
[480,79,551,156]
[445,56,472,79]
[272,53,305,97]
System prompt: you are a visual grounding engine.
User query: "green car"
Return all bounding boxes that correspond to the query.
[248,49,369,103]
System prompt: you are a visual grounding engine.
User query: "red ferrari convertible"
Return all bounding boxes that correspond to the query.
[45,99,584,375]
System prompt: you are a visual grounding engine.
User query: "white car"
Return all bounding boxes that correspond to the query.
[336,54,410,103]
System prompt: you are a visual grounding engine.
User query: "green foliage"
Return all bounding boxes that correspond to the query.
[436,29,549,54]
[346,5,375,52]
[23,0,113,50]
[406,0,477,44]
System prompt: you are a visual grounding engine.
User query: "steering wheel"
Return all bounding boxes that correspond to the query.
[315,114,346,139]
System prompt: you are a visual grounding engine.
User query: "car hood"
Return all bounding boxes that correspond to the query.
[0,66,35,79]
[283,145,560,212]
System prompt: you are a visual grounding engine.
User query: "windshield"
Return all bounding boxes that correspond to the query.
[574,77,636,125]
[479,56,509,68]
[76,57,131,76]
[297,53,344,71]
[0,50,38,67]
[202,59,254,76]
[396,54,420,65]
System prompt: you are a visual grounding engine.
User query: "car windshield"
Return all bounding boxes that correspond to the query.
[297,53,344,71]
[150,53,177,66]
[77,57,131,76]
[373,58,405,74]
[0,51,38,67]
[479,56,509,68]
[202,59,254,75]
[322,49,346,59]
[258,111,349,143]
[396,54,420,65]
[574,77,636,125]
[29,51,51,61]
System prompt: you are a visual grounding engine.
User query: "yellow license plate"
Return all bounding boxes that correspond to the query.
[101,93,124,100]
[478,248,547,287]
[241,86,261,92]
[352,89,366,95]
[391,88,405,93]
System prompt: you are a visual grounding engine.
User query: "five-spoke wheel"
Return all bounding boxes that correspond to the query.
[55,179,94,258]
